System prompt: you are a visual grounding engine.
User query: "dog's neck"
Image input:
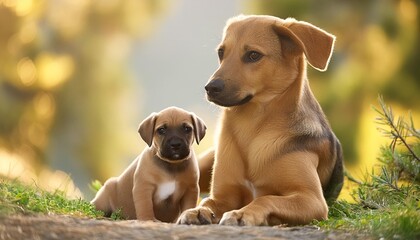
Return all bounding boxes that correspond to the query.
[152,154,190,173]
[279,56,310,112]
[284,57,330,136]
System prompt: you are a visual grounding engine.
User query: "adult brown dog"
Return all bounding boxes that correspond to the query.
[91,106,206,222]
[178,15,343,226]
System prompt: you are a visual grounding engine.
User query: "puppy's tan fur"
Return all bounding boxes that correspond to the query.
[91,107,206,222]
[179,15,343,226]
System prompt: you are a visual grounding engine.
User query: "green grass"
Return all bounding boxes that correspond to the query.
[316,194,420,239]
[316,168,420,239]
[0,179,103,218]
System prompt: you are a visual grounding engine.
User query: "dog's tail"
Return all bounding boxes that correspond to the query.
[323,137,344,205]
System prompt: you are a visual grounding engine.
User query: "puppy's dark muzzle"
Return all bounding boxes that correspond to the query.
[161,137,190,161]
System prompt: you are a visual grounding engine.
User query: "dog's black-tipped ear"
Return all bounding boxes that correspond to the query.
[190,113,206,144]
[138,112,157,147]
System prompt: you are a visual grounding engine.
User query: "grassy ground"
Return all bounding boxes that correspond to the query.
[318,200,419,239]
[1,176,418,239]
[0,179,102,218]
[1,97,418,239]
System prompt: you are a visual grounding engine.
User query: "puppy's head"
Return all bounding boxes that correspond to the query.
[205,15,335,107]
[138,107,206,162]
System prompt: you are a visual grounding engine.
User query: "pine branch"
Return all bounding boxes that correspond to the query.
[408,111,420,139]
[373,166,400,192]
[345,170,363,185]
[373,95,420,163]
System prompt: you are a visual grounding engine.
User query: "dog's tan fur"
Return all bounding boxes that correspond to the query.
[91,107,206,222]
[178,15,343,226]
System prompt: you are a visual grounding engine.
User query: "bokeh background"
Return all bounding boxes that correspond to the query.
[0,0,419,200]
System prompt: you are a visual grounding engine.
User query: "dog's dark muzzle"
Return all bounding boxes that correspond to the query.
[161,136,190,161]
[205,79,225,98]
[205,79,253,107]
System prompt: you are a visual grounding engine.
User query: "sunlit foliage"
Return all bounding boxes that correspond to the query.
[0,0,167,195]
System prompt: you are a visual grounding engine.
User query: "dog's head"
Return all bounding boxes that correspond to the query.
[138,107,206,162]
[205,15,335,107]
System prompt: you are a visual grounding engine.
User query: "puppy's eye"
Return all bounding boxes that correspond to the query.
[183,126,192,133]
[217,48,224,61]
[157,127,166,135]
[245,51,263,63]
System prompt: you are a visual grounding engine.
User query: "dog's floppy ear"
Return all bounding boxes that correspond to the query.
[138,112,157,147]
[190,113,206,144]
[274,19,335,71]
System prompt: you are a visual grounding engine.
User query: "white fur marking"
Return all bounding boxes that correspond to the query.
[157,181,176,200]
[245,180,257,199]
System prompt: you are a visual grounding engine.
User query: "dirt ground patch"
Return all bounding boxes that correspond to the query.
[0,215,370,240]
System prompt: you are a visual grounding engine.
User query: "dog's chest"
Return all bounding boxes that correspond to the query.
[232,121,290,176]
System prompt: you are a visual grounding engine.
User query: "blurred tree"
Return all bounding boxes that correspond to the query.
[0,0,167,193]
[248,0,420,170]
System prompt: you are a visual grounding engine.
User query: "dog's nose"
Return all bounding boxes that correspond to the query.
[205,79,224,97]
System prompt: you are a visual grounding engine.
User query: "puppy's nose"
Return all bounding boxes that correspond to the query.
[169,138,182,150]
[205,79,224,97]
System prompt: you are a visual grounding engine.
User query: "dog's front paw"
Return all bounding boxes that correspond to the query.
[176,207,216,225]
[219,210,267,226]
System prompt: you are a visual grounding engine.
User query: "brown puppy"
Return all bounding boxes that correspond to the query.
[178,15,343,226]
[91,106,206,222]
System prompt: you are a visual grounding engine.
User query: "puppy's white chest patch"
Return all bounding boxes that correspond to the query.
[156,181,176,200]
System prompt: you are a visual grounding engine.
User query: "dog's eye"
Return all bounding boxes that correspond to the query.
[183,126,192,133]
[217,48,224,61]
[245,51,263,63]
[157,127,166,135]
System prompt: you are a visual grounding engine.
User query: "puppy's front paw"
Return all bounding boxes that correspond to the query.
[176,207,216,225]
[219,210,267,226]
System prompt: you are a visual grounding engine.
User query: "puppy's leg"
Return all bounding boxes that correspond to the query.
[179,183,199,213]
[91,178,118,217]
[132,179,156,221]
[178,144,253,224]
[220,152,328,226]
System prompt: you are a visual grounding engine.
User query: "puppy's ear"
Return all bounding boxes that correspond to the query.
[138,112,157,147]
[274,19,335,71]
[190,113,206,145]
